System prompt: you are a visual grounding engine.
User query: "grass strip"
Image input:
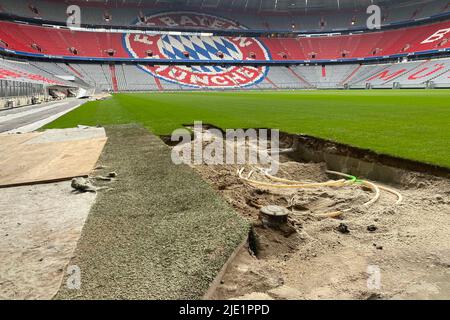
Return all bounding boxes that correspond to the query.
[45,90,450,168]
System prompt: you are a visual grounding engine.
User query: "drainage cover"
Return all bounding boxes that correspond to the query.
[260,205,289,217]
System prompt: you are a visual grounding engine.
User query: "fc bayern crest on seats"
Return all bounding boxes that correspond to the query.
[123,12,271,88]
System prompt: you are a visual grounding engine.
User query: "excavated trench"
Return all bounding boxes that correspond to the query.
[161,126,450,300]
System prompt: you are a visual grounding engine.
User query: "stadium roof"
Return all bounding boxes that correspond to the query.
[71,0,434,12]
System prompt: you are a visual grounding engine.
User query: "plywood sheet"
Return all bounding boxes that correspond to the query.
[0,132,42,156]
[0,132,107,187]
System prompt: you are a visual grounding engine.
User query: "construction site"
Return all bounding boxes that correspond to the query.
[1,0,450,304]
[1,102,449,300]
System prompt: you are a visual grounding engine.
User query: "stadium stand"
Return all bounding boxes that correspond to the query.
[266,66,308,89]
[1,0,449,31]
[0,58,66,85]
[13,58,443,92]
[1,56,449,94]
[115,65,160,91]
[347,59,450,88]
[0,19,449,62]
[0,0,449,100]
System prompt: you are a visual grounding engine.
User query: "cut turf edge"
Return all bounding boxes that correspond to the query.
[43,91,450,170]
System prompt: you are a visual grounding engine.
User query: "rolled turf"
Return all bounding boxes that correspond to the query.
[55,124,249,299]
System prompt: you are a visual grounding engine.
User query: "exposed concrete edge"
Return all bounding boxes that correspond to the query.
[203,236,249,300]
[163,125,449,181]
[289,134,450,184]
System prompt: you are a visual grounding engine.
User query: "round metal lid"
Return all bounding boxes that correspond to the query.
[260,205,289,217]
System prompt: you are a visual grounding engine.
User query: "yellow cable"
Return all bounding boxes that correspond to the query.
[326,170,402,206]
[238,167,348,189]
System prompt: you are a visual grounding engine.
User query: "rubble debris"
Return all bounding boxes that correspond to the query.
[107,172,117,178]
[71,177,97,193]
[337,223,350,234]
[93,176,112,181]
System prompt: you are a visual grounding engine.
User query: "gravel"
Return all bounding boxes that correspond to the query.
[55,124,249,300]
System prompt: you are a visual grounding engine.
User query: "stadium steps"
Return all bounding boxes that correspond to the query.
[153,75,163,91]
[265,76,279,89]
[427,66,450,82]
[287,66,314,88]
[65,63,84,79]
[340,64,362,86]
[109,64,119,93]
[380,59,432,86]
[348,64,393,86]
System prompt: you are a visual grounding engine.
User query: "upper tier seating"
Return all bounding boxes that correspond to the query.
[0,20,449,61]
[1,0,449,31]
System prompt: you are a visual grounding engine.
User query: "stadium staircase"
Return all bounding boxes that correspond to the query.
[287,66,314,88]
[153,76,163,91]
[340,64,362,86]
[265,76,279,89]
[109,64,119,93]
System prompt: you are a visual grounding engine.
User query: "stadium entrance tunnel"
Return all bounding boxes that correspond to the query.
[161,124,450,300]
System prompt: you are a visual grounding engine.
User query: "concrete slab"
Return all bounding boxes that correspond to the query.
[25,127,106,144]
[0,181,96,299]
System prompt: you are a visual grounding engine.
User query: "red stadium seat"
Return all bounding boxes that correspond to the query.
[0,20,449,61]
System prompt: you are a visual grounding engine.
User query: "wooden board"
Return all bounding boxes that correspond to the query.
[0,132,42,154]
[0,133,107,188]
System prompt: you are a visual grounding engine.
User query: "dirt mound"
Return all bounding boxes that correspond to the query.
[192,157,450,300]
[275,162,329,183]
[176,126,450,300]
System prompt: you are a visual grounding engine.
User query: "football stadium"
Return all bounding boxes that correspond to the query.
[0,0,449,304]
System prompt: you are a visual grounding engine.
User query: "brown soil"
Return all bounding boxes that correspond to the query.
[180,128,450,300]
[293,134,450,179]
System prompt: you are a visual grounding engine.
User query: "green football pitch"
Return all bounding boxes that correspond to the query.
[45,90,450,168]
